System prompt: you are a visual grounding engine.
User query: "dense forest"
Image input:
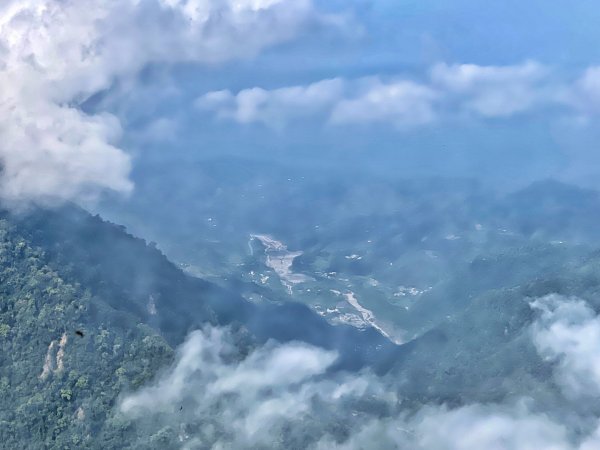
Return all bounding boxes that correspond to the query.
[0,205,398,448]
[4,180,600,447]
[0,215,171,448]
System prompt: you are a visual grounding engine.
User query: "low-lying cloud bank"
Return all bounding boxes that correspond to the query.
[196,61,600,129]
[532,295,600,399]
[0,0,332,206]
[120,326,395,448]
[119,294,600,449]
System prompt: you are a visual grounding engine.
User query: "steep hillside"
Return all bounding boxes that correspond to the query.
[0,214,174,448]
[5,196,600,448]
[0,206,401,449]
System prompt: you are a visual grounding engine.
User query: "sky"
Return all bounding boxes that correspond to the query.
[3,0,600,206]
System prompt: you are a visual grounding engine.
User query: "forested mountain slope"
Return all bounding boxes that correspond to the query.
[5,185,600,448]
[0,206,399,449]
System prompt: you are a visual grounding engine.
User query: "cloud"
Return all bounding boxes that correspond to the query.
[196,78,346,128]
[316,404,573,450]
[134,117,182,143]
[410,404,571,450]
[330,79,438,128]
[120,325,578,449]
[0,0,329,205]
[197,77,438,129]
[430,61,549,117]
[119,295,600,449]
[562,67,600,115]
[531,294,600,399]
[198,61,592,128]
[119,326,394,449]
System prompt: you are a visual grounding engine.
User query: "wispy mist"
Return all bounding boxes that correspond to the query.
[115,294,600,449]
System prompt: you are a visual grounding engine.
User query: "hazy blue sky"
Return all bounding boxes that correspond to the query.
[109,0,600,188]
[3,0,600,207]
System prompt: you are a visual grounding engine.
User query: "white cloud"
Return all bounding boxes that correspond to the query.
[330,79,438,128]
[430,61,549,117]
[119,295,600,449]
[196,78,346,128]
[197,77,438,129]
[0,0,327,205]
[119,325,578,450]
[134,117,182,143]
[411,405,571,450]
[199,61,590,128]
[531,294,600,398]
[563,67,600,115]
[120,326,391,449]
[317,404,572,450]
